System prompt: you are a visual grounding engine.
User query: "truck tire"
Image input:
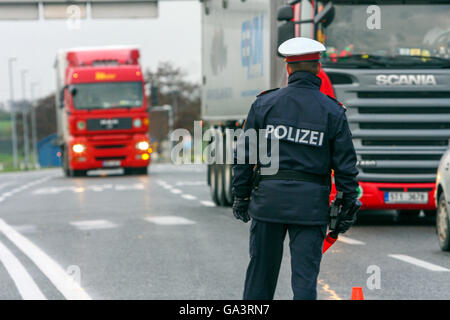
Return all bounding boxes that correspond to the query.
[207,164,211,186]
[73,170,87,177]
[215,163,227,206]
[209,163,219,205]
[135,167,148,175]
[62,147,72,177]
[223,163,234,206]
[437,193,450,251]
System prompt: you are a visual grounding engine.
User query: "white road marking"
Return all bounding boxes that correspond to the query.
[200,201,216,207]
[338,236,366,245]
[0,176,51,203]
[181,194,197,200]
[0,219,91,300]
[33,183,144,195]
[170,189,182,194]
[144,216,196,226]
[70,220,117,231]
[0,239,46,300]
[388,254,450,272]
[115,184,144,191]
[175,181,206,186]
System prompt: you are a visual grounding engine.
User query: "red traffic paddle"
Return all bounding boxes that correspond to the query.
[322,232,338,254]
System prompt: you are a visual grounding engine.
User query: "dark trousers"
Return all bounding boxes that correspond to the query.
[243,219,327,300]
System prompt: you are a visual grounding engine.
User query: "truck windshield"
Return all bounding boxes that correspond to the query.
[321,4,450,69]
[72,82,143,110]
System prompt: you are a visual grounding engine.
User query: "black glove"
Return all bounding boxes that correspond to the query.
[335,200,361,234]
[232,197,250,223]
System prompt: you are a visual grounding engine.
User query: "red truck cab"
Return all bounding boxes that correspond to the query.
[55,47,151,176]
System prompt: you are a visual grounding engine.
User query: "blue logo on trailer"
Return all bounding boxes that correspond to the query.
[241,14,264,79]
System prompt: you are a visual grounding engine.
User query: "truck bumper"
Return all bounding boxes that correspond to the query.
[68,134,151,171]
[331,181,437,211]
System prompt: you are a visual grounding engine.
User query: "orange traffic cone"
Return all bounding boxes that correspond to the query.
[351,287,364,300]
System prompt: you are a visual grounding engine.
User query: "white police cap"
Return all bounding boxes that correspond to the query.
[278,37,326,63]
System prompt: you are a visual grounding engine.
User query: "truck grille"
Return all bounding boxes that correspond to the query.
[95,156,126,161]
[94,145,126,149]
[86,118,132,131]
[347,90,450,183]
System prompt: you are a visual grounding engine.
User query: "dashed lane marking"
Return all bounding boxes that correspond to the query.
[33,183,144,195]
[0,239,46,300]
[338,236,366,245]
[388,254,450,272]
[181,194,197,200]
[0,219,91,300]
[200,201,216,207]
[175,181,206,187]
[157,180,216,208]
[70,220,117,231]
[144,216,196,226]
[0,176,52,203]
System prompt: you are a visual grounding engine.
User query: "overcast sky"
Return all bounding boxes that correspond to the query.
[0,1,201,105]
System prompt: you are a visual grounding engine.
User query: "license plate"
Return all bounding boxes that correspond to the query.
[384,192,428,204]
[102,160,121,168]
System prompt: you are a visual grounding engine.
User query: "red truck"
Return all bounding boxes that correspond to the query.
[55,46,151,177]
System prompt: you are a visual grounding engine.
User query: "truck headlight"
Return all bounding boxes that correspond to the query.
[136,141,149,151]
[72,144,86,153]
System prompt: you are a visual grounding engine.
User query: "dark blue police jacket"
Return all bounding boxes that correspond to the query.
[232,71,359,225]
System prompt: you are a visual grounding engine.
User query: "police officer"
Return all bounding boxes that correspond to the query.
[232,37,360,300]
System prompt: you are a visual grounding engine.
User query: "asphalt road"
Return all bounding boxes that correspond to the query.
[0,164,449,300]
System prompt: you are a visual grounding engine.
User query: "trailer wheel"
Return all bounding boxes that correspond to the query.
[215,163,227,206]
[207,164,211,186]
[437,193,450,251]
[223,163,234,206]
[209,163,219,205]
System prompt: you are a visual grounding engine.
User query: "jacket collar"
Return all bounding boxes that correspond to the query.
[288,71,322,89]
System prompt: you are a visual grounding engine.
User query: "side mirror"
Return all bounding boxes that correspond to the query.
[277,5,293,21]
[314,2,335,28]
[277,22,295,56]
[59,87,65,108]
[69,86,77,97]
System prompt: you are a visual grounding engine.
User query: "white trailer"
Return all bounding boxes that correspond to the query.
[201,0,303,206]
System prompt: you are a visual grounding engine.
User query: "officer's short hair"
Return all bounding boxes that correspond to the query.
[288,61,319,74]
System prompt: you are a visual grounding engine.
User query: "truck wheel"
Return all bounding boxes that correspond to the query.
[209,163,219,205]
[62,147,72,177]
[223,163,234,206]
[207,164,211,186]
[135,167,148,175]
[73,170,87,177]
[216,163,227,206]
[437,193,450,251]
